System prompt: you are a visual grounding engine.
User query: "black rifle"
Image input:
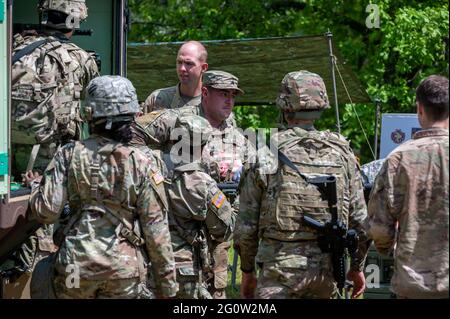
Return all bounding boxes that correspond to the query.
[13,23,101,72]
[302,175,359,291]
[13,23,94,36]
[277,149,359,296]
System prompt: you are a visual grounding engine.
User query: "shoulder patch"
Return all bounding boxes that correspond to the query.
[151,171,165,185]
[211,190,226,209]
[137,110,166,126]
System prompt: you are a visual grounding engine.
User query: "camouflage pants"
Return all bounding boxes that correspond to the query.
[256,242,337,299]
[256,263,337,299]
[53,274,153,299]
[176,274,212,299]
[207,240,231,299]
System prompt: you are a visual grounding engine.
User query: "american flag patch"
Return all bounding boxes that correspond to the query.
[152,172,164,185]
[212,191,226,208]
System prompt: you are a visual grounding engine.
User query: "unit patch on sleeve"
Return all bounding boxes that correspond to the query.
[211,191,226,209]
[152,171,164,185]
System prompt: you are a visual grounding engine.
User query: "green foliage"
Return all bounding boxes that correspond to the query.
[233,105,279,130]
[129,0,301,42]
[293,0,448,162]
[365,4,449,111]
[128,0,449,163]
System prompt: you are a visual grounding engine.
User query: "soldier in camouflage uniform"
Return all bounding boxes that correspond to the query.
[26,76,177,299]
[141,41,208,113]
[135,70,255,298]
[166,115,236,299]
[367,75,449,299]
[235,70,370,299]
[195,70,253,298]
[12,0,99,178]
[5,0,99,289]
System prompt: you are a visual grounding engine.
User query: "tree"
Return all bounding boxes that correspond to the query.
[128,0,303,42]
[291,0,448,161]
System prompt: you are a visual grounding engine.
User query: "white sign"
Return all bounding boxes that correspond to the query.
[380,113,421,159]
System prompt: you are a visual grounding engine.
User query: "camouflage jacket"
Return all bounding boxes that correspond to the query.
[235,127,369,273]
[167,161,236,277]
[187,108,256,184]
[29,135,177,297]
[367,128,449,298]
[11,31,99,145]
[141,84,202,114]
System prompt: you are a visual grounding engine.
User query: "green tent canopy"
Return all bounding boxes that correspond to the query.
[127,35,370,105]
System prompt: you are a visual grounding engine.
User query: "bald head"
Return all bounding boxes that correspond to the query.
[176,41,209,95]
[178,41,208,63]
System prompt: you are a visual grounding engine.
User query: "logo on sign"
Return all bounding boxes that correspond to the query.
[391,129,406,144]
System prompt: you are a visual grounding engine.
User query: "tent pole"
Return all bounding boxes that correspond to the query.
[326,31,341,134]
[374,98,381,160]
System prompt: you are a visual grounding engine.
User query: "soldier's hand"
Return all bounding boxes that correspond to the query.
[240,271,257,299]
[347,270,366,299]
[22,170,42,187]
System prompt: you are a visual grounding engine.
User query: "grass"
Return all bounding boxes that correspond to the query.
[225,245,242,299]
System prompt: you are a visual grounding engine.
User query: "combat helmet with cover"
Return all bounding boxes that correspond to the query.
[174,114,213,147]
[84,75,140,129]
[38,0,88,30]
[276,70,330,120]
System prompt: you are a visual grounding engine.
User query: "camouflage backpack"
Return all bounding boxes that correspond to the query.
[260,127,354,242]
[11,33,86,145]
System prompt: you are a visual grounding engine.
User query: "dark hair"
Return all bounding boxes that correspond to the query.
[416,75,449,122]
[43,10,72,33]
[91,120,134,144]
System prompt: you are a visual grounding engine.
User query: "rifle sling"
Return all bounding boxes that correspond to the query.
[12,39,49,65]
[277,149,308,181]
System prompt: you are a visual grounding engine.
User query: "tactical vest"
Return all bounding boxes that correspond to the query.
[11,33,84,145]
[259,128,353,242]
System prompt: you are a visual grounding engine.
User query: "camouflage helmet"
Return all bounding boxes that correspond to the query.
[175,114,213,147]
[39,0,88,29]
[276,70,330,119]
[85,75,140,129]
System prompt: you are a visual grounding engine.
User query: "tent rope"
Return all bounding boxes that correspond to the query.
[332,55,376,160]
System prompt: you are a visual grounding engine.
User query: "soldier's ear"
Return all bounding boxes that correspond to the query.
[201,63,209,73]
[202,86,209,98]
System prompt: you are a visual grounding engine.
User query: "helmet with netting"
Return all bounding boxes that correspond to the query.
[276,70,330,119]
[85,75,140,128]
